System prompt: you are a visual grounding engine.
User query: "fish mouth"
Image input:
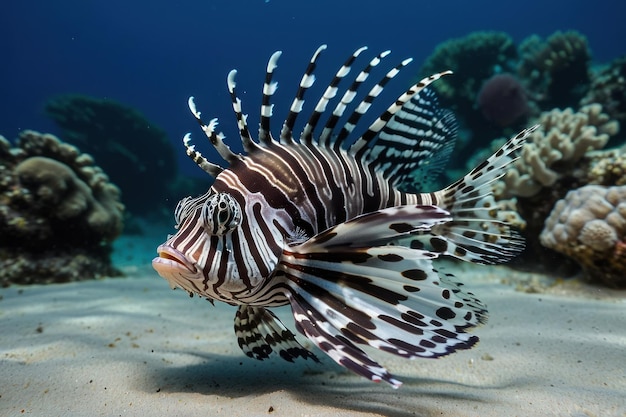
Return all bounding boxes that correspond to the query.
[152,245,198,274]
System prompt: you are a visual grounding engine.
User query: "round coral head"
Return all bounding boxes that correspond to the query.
[477,73,529,127]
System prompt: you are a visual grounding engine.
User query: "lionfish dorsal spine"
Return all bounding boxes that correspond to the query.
[258,51,282,145]
[350,69,453,159]
[300,46,368,145]
[280,44,327,144]
[187,96,240,164]
[182,131,223,177]
[319,48,389,150]
[226,70,259,153]
[181,47,452,181]
[335,55,413,150]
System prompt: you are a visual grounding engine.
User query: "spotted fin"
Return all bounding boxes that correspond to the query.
[277,205,487,387]
[234,305,319,363]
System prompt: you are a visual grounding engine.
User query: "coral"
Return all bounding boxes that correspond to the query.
[540,185,626,287]
[492,104,619,276]
[581,56,626,129]
[518,31,591,109]
[501,104,619,198]
[44,94,178,214]
[418,31,519,162]
[419,31,517,108]
[477,73,530,127]
[586,146,626,186]
[15,156,121,236]
[0,130,124,286]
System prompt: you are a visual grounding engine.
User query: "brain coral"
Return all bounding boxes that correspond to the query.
[540,184,626,287]
[501,104,619,198]
[0,130,124,285]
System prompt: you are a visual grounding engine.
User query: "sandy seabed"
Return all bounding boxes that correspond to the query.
[1,236,625,417]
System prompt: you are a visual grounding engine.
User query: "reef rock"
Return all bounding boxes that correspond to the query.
[586,146,626,186]
[491,104,620,276]
[0,130,124,285]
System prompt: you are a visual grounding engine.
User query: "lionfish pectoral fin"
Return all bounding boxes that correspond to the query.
[288,291,403,388]
[295,204,452,251]
[277,206,488,388]
[234,305,319,363]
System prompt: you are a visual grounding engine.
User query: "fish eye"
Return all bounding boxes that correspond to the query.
[201,192,242,235]
[218,210,229,223]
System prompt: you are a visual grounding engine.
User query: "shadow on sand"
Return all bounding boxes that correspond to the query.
[139,350,530,417]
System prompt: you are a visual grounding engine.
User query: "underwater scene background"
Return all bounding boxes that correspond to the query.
[1,1,626,416]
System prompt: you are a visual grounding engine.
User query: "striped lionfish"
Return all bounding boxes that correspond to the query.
[152,45,533,388]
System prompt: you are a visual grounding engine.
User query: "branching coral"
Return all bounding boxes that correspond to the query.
[0,130,124,285]
[491,104,619,276]
[500,104,619,198]
[540,184,626,287]
[518,30,591,109]
[421,29,625,282]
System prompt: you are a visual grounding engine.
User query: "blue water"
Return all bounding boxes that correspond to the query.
[2,0,625,178]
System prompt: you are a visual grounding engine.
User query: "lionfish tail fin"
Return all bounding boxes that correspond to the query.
[432,127,538,264]
[234,305,319,363]
[278,205,489,387]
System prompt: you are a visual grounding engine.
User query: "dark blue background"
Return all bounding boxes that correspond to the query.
[2,0,624,177]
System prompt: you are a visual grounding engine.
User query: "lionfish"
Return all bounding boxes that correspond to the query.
[152,45,532,388]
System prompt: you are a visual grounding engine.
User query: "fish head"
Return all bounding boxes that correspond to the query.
[152,186,284,303]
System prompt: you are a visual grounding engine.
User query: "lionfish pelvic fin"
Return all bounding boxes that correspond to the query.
[234,305,319,363]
